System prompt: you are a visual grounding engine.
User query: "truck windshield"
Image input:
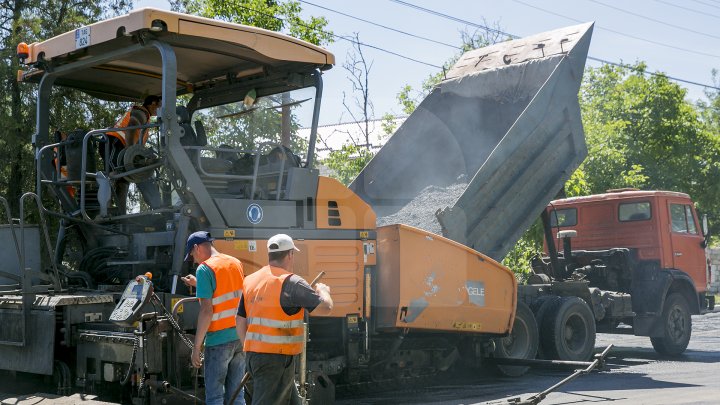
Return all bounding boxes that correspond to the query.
[670,203,698,234]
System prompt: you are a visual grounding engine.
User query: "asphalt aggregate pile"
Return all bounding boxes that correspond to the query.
[377,181,468,234]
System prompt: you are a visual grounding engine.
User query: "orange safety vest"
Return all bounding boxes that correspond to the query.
[242,266,305,355]
[106,105,152,146]
[203,253,245,333]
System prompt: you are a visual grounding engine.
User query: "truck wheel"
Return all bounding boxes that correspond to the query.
[650,293,692,355]
[709,296,715,311]
[532,295,561,359]
[541,296,596,361]
[494,301,539,377]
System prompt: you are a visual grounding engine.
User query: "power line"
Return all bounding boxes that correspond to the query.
[235,3,443,69]
[389,0,720,91]
[653,0,720,20]
[298,0,460,50]
[587,56,720,91]
[691,0,720,10]
[388,0,515,39]
[588,0,720,40]
[513,0,720,59]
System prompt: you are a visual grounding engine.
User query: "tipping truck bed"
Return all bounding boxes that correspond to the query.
[351,23,593,261]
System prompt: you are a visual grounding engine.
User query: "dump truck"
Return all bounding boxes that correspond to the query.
[351,14,710,369]
[0,7,595,403]
[528,190,711,359]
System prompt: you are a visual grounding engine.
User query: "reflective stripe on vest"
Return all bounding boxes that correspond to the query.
[245,332,305,344]
[242,266,304,355]
[203,253,244,333]
[107,105,151,146]
[247,317,304,329]
[211,308,238,322]
[212,289,242,306]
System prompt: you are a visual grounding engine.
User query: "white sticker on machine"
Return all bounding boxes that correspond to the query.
[464,281,485,307]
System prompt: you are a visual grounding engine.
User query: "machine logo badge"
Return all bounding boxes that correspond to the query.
[247,204,263,224]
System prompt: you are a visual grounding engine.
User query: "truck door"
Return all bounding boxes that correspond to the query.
[668,202,706,291]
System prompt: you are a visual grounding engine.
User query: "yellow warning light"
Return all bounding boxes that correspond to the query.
[144,272,153,280]
[16,42,29,62]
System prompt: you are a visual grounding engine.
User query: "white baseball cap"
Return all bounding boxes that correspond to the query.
[267,234,300,253]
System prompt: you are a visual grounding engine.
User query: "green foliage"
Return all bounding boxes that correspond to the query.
[579,62,720,234]
[322,144,374,186]
[502,220,543,280]
[380,112,398,137]
[564,168,590,198]
[171,0,333,45]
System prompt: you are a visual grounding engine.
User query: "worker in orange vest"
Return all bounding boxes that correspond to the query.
[181,231,246,405]
[103,95,162,213]
[237,234,333,405]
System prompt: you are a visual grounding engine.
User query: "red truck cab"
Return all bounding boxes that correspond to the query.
[546,189,708,293]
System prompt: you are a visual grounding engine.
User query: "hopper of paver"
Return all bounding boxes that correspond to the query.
[350,23,593,261]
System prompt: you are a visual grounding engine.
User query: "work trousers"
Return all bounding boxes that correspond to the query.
[244,352,301,405]
[204,339,246,405]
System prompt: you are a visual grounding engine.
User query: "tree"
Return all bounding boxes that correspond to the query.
[322,144,374,186]
[171,0,332,46]
[579,63,720,234]
[341,32,374,149]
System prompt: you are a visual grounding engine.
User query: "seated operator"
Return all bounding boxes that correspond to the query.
[103,95,163,213]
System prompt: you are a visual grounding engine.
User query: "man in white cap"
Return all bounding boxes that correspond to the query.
[237,233,333,404]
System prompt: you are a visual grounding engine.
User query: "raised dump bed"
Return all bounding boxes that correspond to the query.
[375,224,516,333]
[351,23,593,261]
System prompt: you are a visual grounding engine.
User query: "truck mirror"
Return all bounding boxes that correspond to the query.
[702,214,709,237]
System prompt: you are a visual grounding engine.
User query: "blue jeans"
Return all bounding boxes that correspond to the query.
[204,339,246,405]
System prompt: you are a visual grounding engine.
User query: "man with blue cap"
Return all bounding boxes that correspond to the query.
[181,231,246,405]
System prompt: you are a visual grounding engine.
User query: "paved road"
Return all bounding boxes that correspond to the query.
[2,309,717,404]
[337,308,720,405]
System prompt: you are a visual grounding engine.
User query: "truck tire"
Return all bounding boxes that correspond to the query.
[493,301,539,377]
[650,293,692,355]
[531,295,561,359]
[709,295,715,311]
[541,296,596,361]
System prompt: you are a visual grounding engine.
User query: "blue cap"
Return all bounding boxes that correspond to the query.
[185,231,214,261]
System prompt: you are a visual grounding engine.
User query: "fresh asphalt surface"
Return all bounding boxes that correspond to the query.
[1,308,717,404]
[337,308,720,405]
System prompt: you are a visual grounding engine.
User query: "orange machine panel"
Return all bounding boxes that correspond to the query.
[375,224,516,335]
[215,238,371,317]
[315,176,377,230]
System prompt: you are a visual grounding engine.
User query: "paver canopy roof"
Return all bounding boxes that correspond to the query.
[20,8,334,100]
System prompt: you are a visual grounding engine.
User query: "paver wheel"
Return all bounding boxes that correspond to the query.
[541,296,596,361]
[651,293,692,356]
[494,301,539,377]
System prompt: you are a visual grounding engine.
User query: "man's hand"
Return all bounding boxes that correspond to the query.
[191,346,203,368]
[182,274,197,287]
[312,282,333,315]
[314,282,330,295]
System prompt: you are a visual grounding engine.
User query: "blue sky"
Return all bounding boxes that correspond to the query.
[137,0,719,126]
